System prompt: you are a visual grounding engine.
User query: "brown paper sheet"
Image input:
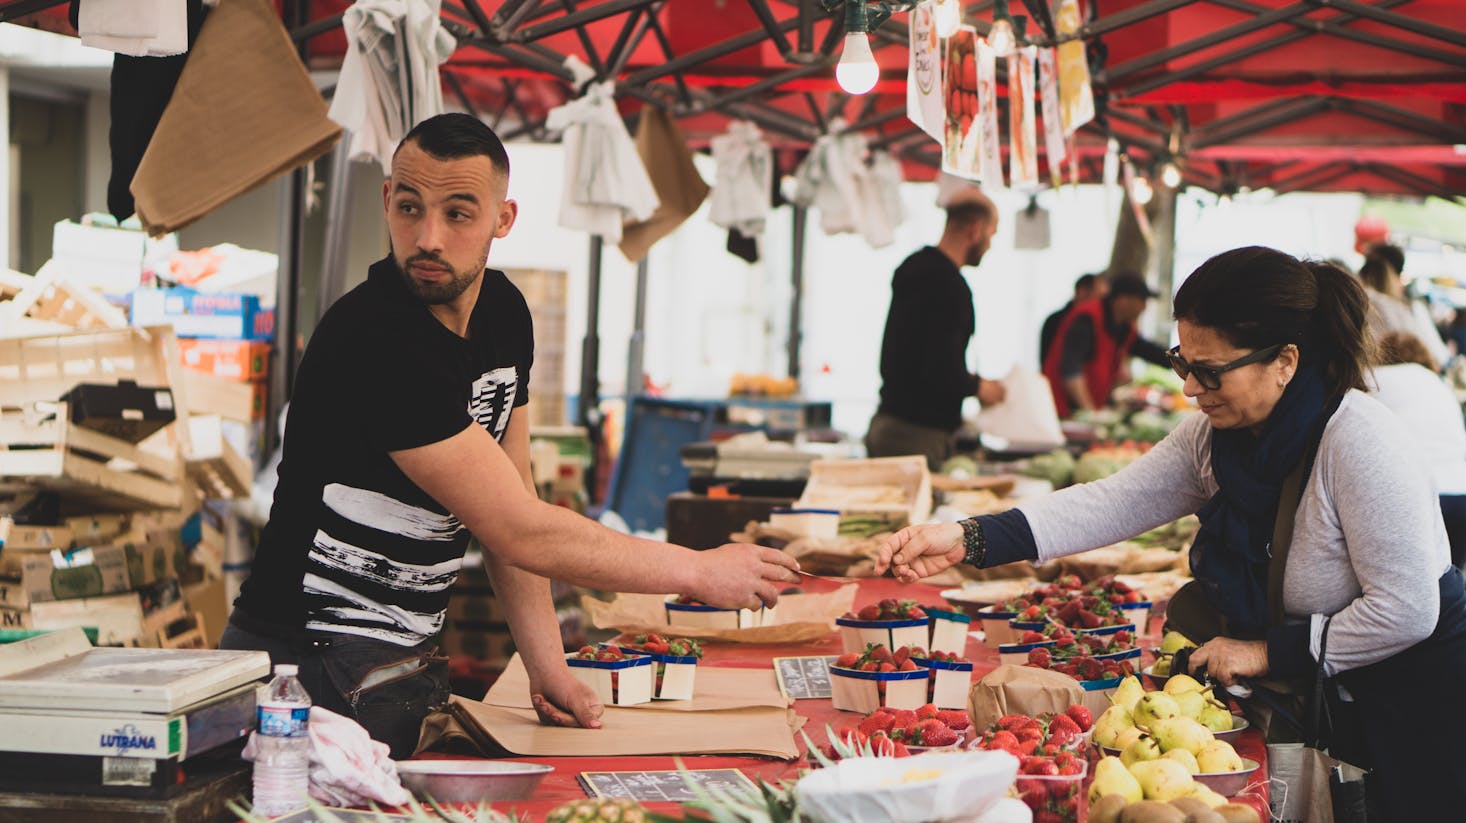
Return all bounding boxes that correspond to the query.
[486,653,789,712]
[1052,542,1184,581]
[582,585,855,644]
[449,696,802,760]
[967,664,1083,732]
[618,107,710,263]
[131,0,342,234]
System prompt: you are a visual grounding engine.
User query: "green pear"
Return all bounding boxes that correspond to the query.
[1163,673,1204,695]
[1149,716,1215,755]
[1198,697,1234,733]
[1161,630,1198,654]
[1173,689,1208,722]
[1129,758,1196,801]
[1133,691,1181,730]
[1187,783,1230,809]
[1162,747,1200,774]
[1114,724,1146,752]
[1152,655,1172,677]
[1112,675,1147,715]
[1094,704,1136,748]
[1089,755,1144,805]
[1196,740,1245,773]
[1121,733,1162,767]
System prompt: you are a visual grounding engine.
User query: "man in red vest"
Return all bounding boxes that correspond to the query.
[1042,272,1169,417]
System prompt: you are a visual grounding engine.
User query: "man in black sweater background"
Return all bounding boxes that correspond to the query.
[865,189,1006,470]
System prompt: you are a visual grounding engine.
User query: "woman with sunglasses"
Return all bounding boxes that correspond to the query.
[876,245,1466,818]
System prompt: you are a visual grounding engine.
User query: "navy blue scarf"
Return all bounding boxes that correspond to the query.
[1190,366,1336,635]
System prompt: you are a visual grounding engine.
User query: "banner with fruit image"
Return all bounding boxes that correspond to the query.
[976,37,1004,189]
[1038,46,1066,183]
[1055,0,1096,135]
[941,26,981,180]
[906,0,945,140]
[1009,46,1039,189]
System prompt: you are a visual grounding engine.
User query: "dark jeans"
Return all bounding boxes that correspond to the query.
[1440,494,1466,569]
[221,617,450,759]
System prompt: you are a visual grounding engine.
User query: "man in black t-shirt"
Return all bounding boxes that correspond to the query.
[223,114,800,756]
[865,189,1006,471]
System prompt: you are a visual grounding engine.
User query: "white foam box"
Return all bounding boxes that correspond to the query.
[603,644,698,701]
[665,597,772,629]
[836,617,930,655]
[926,608,971,655]
[829,667,930,713]
[565,654,654,706]
[919,659,975,710]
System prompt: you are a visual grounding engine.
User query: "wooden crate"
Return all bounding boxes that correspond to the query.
[6,266,129,331]
[795,455,933,524]
[183,416,251,499]
[0,403,183,512]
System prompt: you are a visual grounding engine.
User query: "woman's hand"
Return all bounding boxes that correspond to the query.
[874,522,965,583]
[1187,637,1269,687]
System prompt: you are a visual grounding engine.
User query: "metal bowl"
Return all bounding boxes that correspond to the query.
[1193,757,1260,797]
[1213,713,1250,741]
[396,759,553,803]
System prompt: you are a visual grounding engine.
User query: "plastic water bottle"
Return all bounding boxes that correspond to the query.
[252,663,311,817]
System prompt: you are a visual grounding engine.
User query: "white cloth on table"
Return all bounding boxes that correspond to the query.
[242,706,411,808]
[328,0,457,173]
[709,120,773,237]
[545,81,660,242]
[79,0,187,56]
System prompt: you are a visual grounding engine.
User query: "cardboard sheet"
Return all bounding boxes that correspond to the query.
[449,696,802,760]
[487,653,789,713]
[582,585,855,644]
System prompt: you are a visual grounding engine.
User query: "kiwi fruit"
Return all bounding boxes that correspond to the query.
[1213,803,1263,823]
[1166,797,1211,816]
[1120,801,1187,823]
[1089,794,1128,823]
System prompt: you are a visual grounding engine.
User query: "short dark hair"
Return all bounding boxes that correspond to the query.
[1371,243,1405,275]
[395,113,511,179]
[945,199,995,229]
[1075,273,1099,291]
[1173,246,1373,400]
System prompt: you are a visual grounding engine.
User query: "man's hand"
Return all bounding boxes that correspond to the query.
[691,544,801,610]
[1187,637,1268,687]
[977,379,1006,406]
[530,671,604,729]
[874,523,965,583]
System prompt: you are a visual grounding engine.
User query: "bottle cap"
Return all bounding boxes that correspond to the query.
[273,663,299,676]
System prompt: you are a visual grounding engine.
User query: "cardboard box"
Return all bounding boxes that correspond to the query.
[0,518,72,552]
[21,545,133,603]
[177,339,270,381]
[0,578,26,610]
[64,514,133,546]
[181,370,266,421]
[0,606,30,629]
[50,220,177,296]
[183,577,227,649]
[130,289,274,341]
[29,591,145,645]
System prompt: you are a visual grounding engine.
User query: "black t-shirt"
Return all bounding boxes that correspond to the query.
[1058,298,1169,377]
[876,246,981,432]
[233,256,533,646]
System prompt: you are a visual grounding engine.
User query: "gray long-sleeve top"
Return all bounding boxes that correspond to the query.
[1016,390,1451,676]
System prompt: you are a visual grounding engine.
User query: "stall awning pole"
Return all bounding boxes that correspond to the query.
[580,235,605,504]
[787,205,808,381]
[317,136,357,323]
[625,256,649,399]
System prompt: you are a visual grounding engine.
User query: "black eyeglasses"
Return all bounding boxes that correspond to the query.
[1166,344,1284,391]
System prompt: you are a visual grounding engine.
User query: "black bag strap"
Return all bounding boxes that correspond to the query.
[1309,616,1334,748]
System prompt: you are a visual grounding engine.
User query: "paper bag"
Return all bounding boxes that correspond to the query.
[619,107,710,262]
[973,367,1064,451]
[967,665,1082,732]
[131,0,341,234]
[1267,743,1368,823]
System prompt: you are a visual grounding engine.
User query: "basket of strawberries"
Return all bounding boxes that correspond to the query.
[565,645,654,706]
[969,706,1094,823]
[815,703,973,763]
[829,643,930,713]
[665,594,772,629]
[604,634,704,700]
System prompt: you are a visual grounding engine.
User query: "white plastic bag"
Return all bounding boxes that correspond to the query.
[973,367,1064,451]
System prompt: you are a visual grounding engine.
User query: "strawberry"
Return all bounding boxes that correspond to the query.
[891,741,910,757]
[915,703,940,720]
[997,714,1034,731]
[1057,760,1084,775]
[1034,811,1065,823]
[889,709,919,730]
[1065,704,1093,732]
[904,605,926,619]
[1021,605,1043,620]
[898,659,918,671]
[858,711,896,737]
[920,722,959,747]
[869,645,894,664]
[857,604,881,620]
[1014,725,1044,742]
[1048,713,1081,737]
[879,662,897,673]
[1077,609,1102,629]
[892,646,910,666]
[1027,647,1052,668]
[860,661,879,672]
[1020,630,1047,644]
[936,709,970,730]
[834,652,859,669]
[1017,737,1040,755]
[1044,724,1076,749]
[988,730,1019,750]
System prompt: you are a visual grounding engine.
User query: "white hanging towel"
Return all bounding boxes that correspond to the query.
[329,0,457,173]
[545,80,660,242]
[79,0,187,57]
[709,120,773,237]
[792,122,900,248]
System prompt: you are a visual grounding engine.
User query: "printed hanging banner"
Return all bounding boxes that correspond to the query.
[977,37,1004,189]
[941,26,981,180]
[907,1,945,141]
[1055,0,1095,135]
[1009,46,1039,189]
[1037,47,1066,183]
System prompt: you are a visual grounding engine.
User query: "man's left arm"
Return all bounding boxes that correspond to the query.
[1129,335,1171,368]
[480,411,604,728]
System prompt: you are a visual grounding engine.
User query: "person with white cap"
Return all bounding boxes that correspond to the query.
[865,187,1006,470]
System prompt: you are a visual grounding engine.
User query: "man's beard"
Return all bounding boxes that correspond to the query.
[396,253,481,304]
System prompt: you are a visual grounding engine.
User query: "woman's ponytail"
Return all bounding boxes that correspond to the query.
[1305,260,1374,395]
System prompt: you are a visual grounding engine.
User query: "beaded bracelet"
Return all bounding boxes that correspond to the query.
[959,518,986,568]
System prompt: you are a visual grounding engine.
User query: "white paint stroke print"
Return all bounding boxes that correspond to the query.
[321,483,462,541]
[469,366,518,438]
[310,531,463,591]
[303,573,445,644]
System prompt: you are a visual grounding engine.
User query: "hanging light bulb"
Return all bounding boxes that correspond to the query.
[1161,161,1182,189]
[1131,176,1155,206]
[986,18,1015,56]
[836,32,880,94]
[934,0,961,38]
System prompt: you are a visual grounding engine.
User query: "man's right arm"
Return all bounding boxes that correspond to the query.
[389,423,800,608]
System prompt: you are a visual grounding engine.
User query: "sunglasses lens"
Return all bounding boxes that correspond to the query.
[1196,369,1220,390]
